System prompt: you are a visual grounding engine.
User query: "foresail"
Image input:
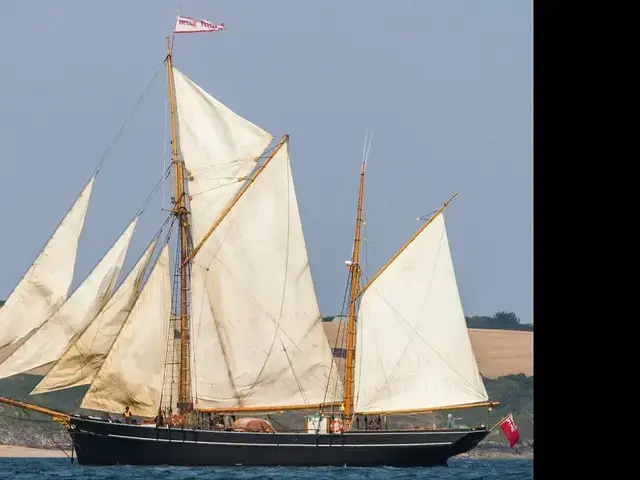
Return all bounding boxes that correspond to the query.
[0,217,138,380]
[172,66,273,245]
[81,243,171,418]
[354,212,488,414]
[189,141,343,410]
[30,238,158,395]
[0,177,94,355]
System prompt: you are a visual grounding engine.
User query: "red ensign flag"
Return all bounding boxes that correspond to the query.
[499,413,520,448]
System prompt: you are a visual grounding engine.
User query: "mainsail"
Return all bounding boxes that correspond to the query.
[0,177,95,355]
[354,212,488,414]
[30,238,158,395]
[81,243,172,418]
[188,140,343,409]
[173,66,342,410]
[0,217,138,380]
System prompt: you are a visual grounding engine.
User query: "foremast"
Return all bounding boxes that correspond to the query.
[344,158,367,428]
[165,37,192,410]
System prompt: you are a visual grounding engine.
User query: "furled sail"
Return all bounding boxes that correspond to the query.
[0,177,95,356]
[30,238,158,395]
[172,66,273,245]
[0,217,138,380]
[189,140,343,410]
[354,212,488,414]
[80,243,171,418]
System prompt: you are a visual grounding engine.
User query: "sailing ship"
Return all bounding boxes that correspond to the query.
[0,21,498,467]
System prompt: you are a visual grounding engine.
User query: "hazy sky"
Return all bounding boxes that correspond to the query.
[0,1,532,322]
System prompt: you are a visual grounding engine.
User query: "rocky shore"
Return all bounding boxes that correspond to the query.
[456,441,533,459]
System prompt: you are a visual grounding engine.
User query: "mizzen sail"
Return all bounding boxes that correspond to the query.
[354,212,488,414]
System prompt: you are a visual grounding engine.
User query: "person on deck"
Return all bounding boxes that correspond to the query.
[123,406,132,424]
[446,413,462,428]
[154,408,164,427]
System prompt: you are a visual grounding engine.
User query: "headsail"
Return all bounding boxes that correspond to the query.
[0,217,138,380]
[354,212,488,414]
[30,238,158,395]
[172,66,273,245]
[0,177,95,355]
[189,140,343,410]
[80,243,172,418]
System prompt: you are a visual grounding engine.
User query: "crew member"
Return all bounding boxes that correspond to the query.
[123,406,132,424]
[154,408,164,427]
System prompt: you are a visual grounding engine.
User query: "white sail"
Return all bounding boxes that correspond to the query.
[80,243,171,418]
[189,141,343,409]
[172,66,273,245]
[0,217,138,380]
[30,238,158,395]
[354,212,488,414]
[0,177,94,354]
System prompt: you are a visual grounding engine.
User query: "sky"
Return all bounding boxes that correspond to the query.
[0,1,532,323]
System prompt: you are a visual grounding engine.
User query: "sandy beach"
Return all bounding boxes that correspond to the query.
[0,444,531,460]
[0,445,70,458]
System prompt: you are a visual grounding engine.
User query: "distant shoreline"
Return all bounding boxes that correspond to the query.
[0,445,70,458]
[0,444,532,460]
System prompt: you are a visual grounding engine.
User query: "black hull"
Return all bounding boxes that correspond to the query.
[68,416,489,467]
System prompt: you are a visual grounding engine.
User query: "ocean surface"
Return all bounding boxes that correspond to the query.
[0,458,532,479]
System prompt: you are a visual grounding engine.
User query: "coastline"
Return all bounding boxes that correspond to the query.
[0,444,532,460]
[0,445,70,458]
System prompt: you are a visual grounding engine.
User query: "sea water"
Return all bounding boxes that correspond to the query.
[0,458,532,479]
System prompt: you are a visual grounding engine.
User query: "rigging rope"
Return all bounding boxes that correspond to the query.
[90,62,165,179]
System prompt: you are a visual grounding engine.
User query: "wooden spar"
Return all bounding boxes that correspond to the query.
[356,191,458,299]
[0,396,70,421]
[356,401,500,417]
[165,37,192,406]
[198,401,342,414]
[182,134,289,266]
[344,158,367,428]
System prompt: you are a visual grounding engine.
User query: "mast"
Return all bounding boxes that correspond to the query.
[165,37,191,408]
[344,158,366,426]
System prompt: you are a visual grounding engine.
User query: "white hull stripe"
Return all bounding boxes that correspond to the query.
[99,433,453,448]
[79,420,474,436]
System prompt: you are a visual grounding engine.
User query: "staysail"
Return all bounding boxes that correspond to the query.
[30,238,158,395]
[188,141,343,409]
[354,212,488,414]
[0,217,138,380]
[81,243,172,418]
[0,177,95,355]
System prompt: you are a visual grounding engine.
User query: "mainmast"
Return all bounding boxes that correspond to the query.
[344,158,366,427]
[165,37,192,409]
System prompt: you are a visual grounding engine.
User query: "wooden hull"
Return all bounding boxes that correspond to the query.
[68,416,489,467]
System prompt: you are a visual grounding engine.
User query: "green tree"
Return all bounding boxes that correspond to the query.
[492,310,521,327]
